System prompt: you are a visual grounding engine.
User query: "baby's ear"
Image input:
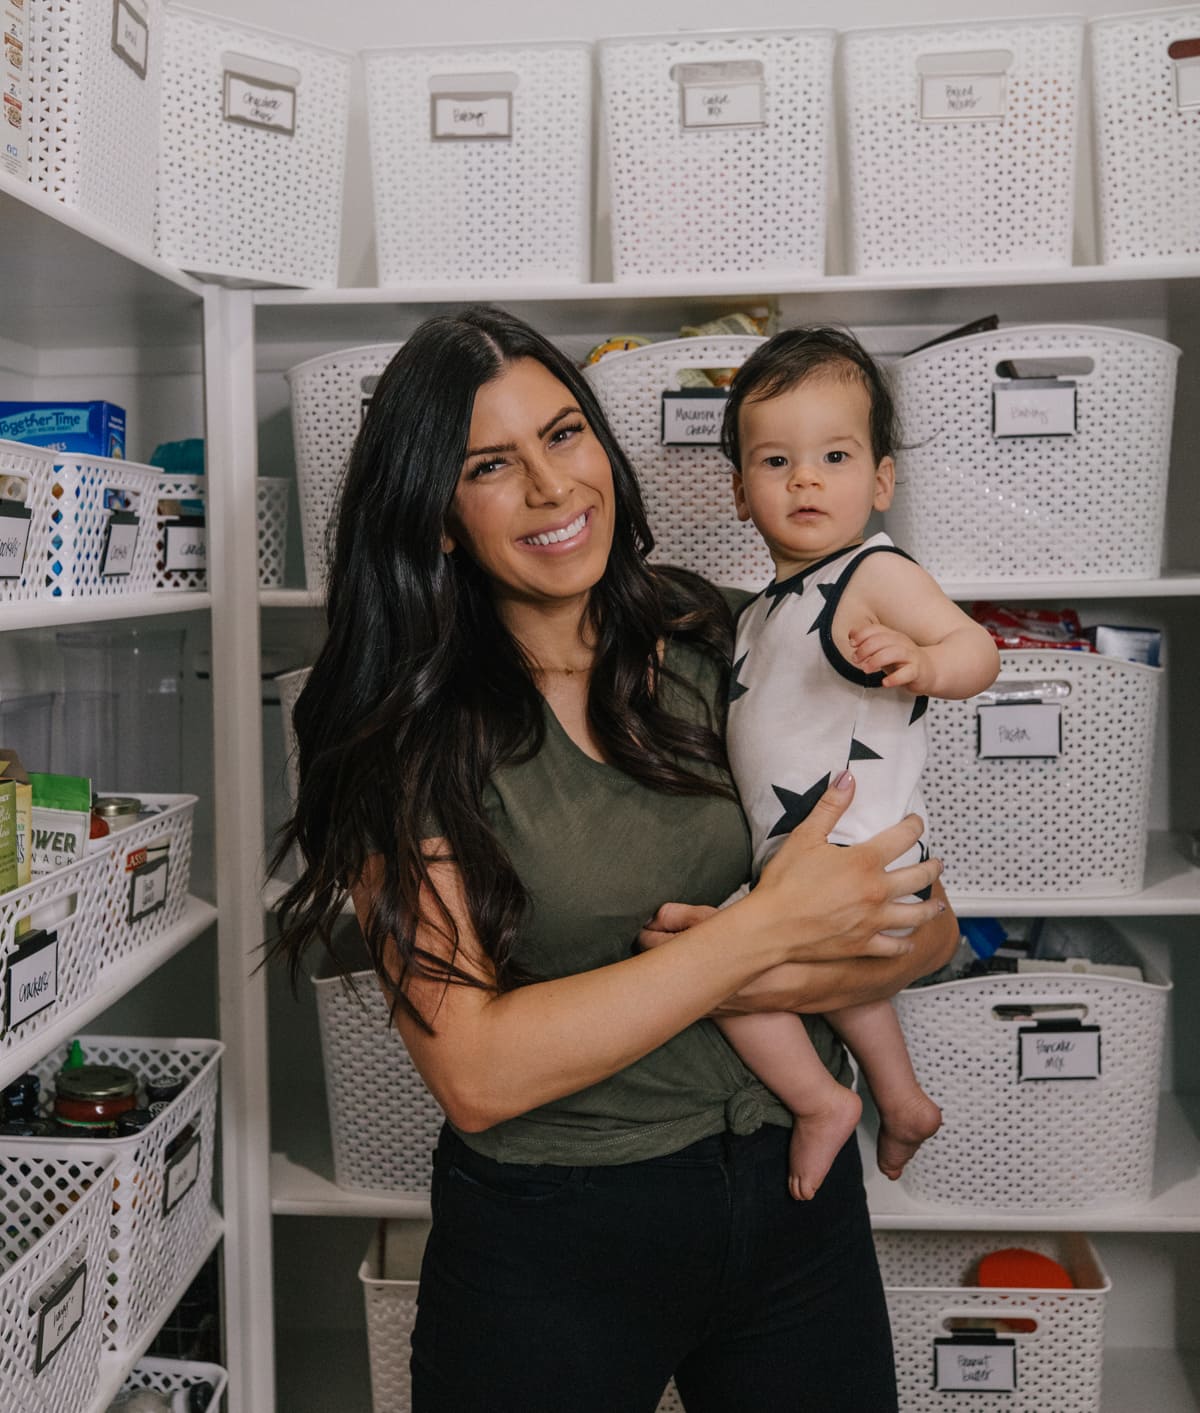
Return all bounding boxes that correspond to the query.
[873,456,896,512]
[731,471,751,522]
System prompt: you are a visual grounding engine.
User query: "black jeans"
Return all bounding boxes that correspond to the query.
[411,1121,897,1412]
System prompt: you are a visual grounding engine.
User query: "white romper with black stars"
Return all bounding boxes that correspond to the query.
[727,532,931,892]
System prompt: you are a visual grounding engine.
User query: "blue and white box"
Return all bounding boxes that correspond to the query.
[0,402,126,458]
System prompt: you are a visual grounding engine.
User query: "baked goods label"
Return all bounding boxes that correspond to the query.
[917,50,1010,121]
[676,61,765,130]
[992,379,1077,437]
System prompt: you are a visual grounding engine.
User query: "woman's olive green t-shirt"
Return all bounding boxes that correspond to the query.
[452,616,852,1167]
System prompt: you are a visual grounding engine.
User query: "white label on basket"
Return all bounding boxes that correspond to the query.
[920,72,1005,120]
[164,1131,202,1215]
[0,498,31,578]
[933,1338,1016,1391]
[5,928,58,1031]
[681,79,764,129]
[661,389,728,445]
[992,380,1077,437]
[1172,44,1200,109]
[1019,1024,1101,1081]
[977,702,1061,759]
[111,0,148,80]
[127,847,169,923]
[164,519,207,571]
[224,72,296,135]
[101,512,139,577]
[431,93,512,140]
[34,1262,86,1375]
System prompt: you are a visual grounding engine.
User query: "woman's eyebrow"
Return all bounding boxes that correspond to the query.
[465,407,582,459]
[538,406,581,437]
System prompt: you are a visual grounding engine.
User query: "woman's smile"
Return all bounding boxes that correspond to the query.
[518,506,593,551]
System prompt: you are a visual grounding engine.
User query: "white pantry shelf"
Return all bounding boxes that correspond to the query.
[0,592,212,632]
[271,1150,432,1219]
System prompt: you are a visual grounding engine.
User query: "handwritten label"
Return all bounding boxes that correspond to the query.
[164,519,207,572]
[920,72,1006,120]
[223,71,296,135]
[127,850,169,924]
[681,80,764,129]
[1174,51,1200,110]
[35,1263,87,1375]
[431,92,512,140]
[0,498,31,579]
[6,930,58,1032]
[101,511,139,577]
[977,702,1062,759]
[164,1131,202,1215]
[111,0,148,80]
[993,380,1077,438]
[934,1337,1017,1391]
[1019,1023,1101,1081]
[661,389,729,446]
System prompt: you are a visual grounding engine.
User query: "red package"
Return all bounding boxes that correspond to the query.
[970,601,1094,653]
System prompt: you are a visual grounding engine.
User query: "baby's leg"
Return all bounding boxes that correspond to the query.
[717,1012,861,1202]
[825,1000,942,1181]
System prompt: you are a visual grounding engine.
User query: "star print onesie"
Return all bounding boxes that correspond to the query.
[727,532,932,891]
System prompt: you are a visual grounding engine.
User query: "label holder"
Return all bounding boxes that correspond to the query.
[163,1131,202,1216]
[675,60,766,131]
[933,1332,1017,1392]
[223,68,297,136]
[992,378,1078,438]
[111,0,149,81]
[660,387,729,446]
[976,701,1062,760]
[34,1262,87,1376]
[0,497,32,580]
[100,510,139,578]
[430,91,513,141]
[127,849,169,924]
[917,49,1012,123]
[163,515,207,573]
[4,928,59,1036]
[1169,38,1200,110]
[1018,1018,1102,1082]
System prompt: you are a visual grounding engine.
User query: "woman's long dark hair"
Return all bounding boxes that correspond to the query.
[270,307,736,1030]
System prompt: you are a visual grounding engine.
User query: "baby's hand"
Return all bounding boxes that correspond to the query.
[849,626,932,692]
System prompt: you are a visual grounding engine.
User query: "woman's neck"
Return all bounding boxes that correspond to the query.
[497,592,596,674]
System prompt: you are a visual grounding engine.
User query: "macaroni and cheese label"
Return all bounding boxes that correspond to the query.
[661,389,728,446]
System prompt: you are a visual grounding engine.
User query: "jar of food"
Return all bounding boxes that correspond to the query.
[115,1109,155,1137]
[54,1064,138,1133]
[93,796,144,832]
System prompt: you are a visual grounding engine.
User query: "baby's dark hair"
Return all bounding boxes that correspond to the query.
[720,326,900,469]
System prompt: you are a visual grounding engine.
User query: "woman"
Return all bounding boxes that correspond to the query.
[272,307,957,1412]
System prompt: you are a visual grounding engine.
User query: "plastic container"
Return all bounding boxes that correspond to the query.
[887,324,1179,581]
[255,476,289,587]
[840,17,1084,273]
[583,336,774,589]
[600,29,835,280]
[95,793,197,972]
[0,442,56,603]
[365,42,592,284]
[155,4,351,287]
[116,1356,228,1412]
[149,475,290,589]
[275,666,309,804]
[1091,7,1200,264]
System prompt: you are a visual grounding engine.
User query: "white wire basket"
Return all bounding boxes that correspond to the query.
[887,324,1179,581]
[29,0,163,252]
[922,651,1161,897]
[150,475,289,589]
[879,1232,1109,1412]
[1091,6,1200,264]
[600,29,835,280]
[118,1356,228,1412]
[96,793,197,972]
[155,4,351,287]
[0,1142,116,1413]
[583,337,774,589]
[285,345,402,590]
[365,42,592,285]
[896,947,1171,1209]
[0,442,57,604]
[840,17,1084,273]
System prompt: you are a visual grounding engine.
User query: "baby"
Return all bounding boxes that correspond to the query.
[716,326,1000,1200]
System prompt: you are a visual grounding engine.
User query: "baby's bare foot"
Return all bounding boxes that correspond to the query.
[876,1089,942,1181]
[787,1086,863,1202]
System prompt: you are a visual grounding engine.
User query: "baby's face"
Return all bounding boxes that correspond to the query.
[732,370,894,581]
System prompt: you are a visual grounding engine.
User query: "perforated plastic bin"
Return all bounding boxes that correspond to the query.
[895,946,1171,1209]
[19,1035,222,1353]
[365,42,592,285]
[150,475,289,589]
[286,345,402,590]
[156,4,351,287]
[600,29,834,281]
[276,666,309,803]
[839,17,1083,274]
[29,0,163,251]
[887,324,1179,581]
[879,1232,1109,1412]
[256,476,289,587]
[97,793,197,973]
[0,442,57,604]
[584,337,773,589]
[118,1356,228,1412]
[1092,7,1200,264]
[0,1142,116,1413]
[922,650,1161,897]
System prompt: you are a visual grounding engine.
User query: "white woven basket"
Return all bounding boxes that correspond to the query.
[21,1035,222,1353]
[365,42,592,284]
[156,4,351,287]
[584,337,774,589]
[149,475,289,589]
[923,651,1161,897]
[0,442,57,603]
[151,476,207,592]
[286,344,403,590]
[1091,7,1200,263]
[600,29,834,281]
[840,17,1084,273]
[119,1356,228,1412]
[29,0,162,251]
[896,950,1170,1209]
[96,793,197,972]
[888,324,1179,581]
[878,1231,1109,1412]
[0,1143,115,1413]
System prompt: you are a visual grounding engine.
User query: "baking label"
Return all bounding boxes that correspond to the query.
[111,0,149,80]
[431,93,512,140]
[920,72,1005,120]
[5,929,58,1033]
[34,1263,87,1375]
[164,1131,202,1215]
[127,850,168,923]
[1019,1023,1101,1081]
[0,498,31,578]
[993,379,1077,437]
[933,1337,1017,1392]
[164,517,207,572]
[661,389,729,445]
[223,71,296,135]
[977,701,1062,759]
[677,61,765,130]
[101,511,139,577]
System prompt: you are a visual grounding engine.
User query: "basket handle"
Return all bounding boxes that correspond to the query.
[990,352,1097,378]
[990,1001,1089,1022]
[939,1309,1040,1334]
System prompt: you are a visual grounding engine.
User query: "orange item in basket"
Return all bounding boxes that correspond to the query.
[977,1248,1075,1290]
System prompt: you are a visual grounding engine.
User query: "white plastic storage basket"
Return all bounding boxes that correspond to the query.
[878,1231,1109,1412]
[256,476,289,587]
[276,665,309,803]
[0,1143,116,1413]
[151,475,289,589]
[118,1356,228,1412]
[888,324,1179,581]
[29,0,163,251]
[21,1035,222,1353]
[365,43,592,284]
[584,337,774,589]
[156,4,351,286]
[286,344,402,590]
[922,650,1161,897]
[96,793,197,973]
[1091,7,1200,264]
[0,442,56,603]
[896,945,1171,1208]
[839,17,1084,273]
[600,29,835,281]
